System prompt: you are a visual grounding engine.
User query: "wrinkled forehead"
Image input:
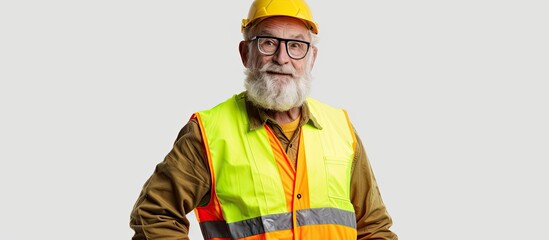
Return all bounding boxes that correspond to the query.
[253,16,311,40]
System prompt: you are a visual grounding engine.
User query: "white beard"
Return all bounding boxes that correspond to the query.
[244,62,312,112]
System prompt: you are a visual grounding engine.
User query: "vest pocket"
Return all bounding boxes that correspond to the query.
[324,156,352,201]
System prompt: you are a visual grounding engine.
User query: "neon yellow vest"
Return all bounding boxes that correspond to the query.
[195,93,357,239]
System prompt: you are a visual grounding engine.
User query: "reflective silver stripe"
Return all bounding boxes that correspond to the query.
[228,212,292,239]
[200,212,292,239]
[200,208,355,239]
[199,221,231,239]
[296,207,356,229]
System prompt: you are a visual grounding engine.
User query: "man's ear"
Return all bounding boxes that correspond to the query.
[239,41,248,67]
[309,46,318,69]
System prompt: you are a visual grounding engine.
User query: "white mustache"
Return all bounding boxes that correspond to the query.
[260,63,296,77]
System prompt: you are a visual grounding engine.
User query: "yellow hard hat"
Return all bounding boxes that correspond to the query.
[241,0,319,34]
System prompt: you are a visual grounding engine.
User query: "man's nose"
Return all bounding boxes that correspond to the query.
[272,41,291,64]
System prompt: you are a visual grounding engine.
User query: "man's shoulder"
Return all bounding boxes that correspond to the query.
[306,97,344,111]
[199,92,246,113]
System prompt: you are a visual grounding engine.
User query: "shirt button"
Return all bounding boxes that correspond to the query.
[297,194,302,199]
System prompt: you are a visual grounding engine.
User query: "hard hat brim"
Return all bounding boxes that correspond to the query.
[241,16,318,34]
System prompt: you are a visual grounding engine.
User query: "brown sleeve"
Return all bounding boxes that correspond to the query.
[129,118,211,240]
[351,131,398,240]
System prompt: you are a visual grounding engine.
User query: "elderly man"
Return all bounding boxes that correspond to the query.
[130,0,398,239]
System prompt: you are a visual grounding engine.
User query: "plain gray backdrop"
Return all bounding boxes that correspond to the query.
[1,1,548,239]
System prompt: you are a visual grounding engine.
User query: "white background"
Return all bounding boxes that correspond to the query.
[1,1,548,239]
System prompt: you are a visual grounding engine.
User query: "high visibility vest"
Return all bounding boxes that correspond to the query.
[193,93,357,240]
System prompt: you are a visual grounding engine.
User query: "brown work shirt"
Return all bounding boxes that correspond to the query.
[130,95,398,240]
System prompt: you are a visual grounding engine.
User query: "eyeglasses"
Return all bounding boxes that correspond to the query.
[250,36,311,60]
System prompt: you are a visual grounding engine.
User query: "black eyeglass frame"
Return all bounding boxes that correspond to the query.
[250,36,311,60]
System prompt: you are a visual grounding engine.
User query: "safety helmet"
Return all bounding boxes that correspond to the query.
[241,0,319,34]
